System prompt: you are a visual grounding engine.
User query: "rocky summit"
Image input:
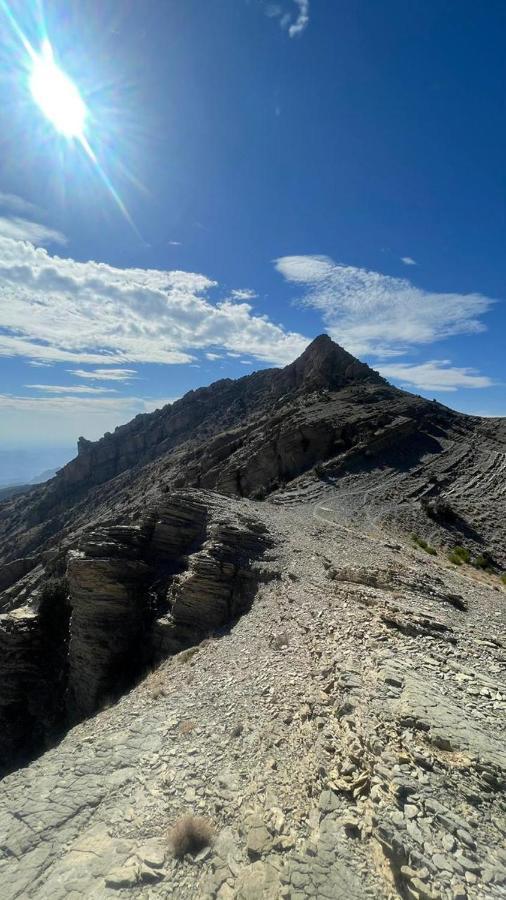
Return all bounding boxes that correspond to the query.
[0,335,505,900]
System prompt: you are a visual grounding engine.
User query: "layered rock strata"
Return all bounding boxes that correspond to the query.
[0,491,270,771]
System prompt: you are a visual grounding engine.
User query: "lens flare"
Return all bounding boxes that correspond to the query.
[0,0,143,237]
[29,39,86,138]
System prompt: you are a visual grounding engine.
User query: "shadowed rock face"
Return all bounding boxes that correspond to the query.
[0,492,271,770]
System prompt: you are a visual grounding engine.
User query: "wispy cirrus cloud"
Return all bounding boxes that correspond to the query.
[68,368,137,382]
[0,236,308,368]
[378,360,495,392]
[274,254,494,359]
[265,1,310,38]
[0,216,67,246]
[0,192,41,217]
[0,192,66,247]
[26,383,118,395]
[401,256,417,266]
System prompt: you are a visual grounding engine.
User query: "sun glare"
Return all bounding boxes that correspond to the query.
[29,39,86,138]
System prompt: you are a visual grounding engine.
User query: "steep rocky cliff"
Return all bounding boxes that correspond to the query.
[0,491,271,769]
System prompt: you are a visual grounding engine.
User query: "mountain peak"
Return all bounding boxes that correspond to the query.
[278,333,384,391]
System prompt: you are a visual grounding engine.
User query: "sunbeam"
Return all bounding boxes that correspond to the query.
[0,0,140,236]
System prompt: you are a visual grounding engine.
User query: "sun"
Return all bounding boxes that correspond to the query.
[29,39,87,138]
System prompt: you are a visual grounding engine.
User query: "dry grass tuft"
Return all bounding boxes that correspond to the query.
[179,719,196,736]
[145,670,167,700]
[169,815,214,859]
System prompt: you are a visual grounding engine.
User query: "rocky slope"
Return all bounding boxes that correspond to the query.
[0,335,505,899]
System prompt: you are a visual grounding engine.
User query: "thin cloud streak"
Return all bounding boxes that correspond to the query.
[0,217,67,246]
[0,192,41,217]
[379,360,495,392]
[26,384,118,395]
[68,368,137,382]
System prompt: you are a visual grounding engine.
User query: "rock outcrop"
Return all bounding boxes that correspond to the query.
[0,492,271,770]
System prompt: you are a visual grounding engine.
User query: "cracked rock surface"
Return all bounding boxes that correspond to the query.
[0,497,504,899]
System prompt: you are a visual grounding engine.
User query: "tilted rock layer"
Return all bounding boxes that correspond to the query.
[0,336,505,898]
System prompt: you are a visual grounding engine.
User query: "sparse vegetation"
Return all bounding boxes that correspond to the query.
[447,546,495,572]
[270,630,290,649]
[501,574,506,586]
[448,546,470,566]
[169,816,214,859]
[175,646,199,666]
[411,534,437,555]
[472,553,492,571]
[179,719,196,736]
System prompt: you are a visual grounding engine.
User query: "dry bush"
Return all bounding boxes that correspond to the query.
[175,646,199,666]
[270,630,289,650]
[179,719,196,736]
[144,668,167,700]
[169,816,214,859]
[150,683,167,700]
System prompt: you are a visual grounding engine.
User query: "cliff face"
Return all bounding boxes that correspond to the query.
[39,335,385,499]
[0,491,272,770]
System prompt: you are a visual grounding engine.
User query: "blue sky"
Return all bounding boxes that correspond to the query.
[0,0,505,480]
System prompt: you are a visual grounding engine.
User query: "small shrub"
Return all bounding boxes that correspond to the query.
[150,683,166,700]
[169,816,214,859]
[453,545,471,562]
[449,546,470,564]
[500,574,506,585]
[448,550,464,566]
[472,553,492,571]
[271,630,289,650]
[175,646,199,666]
[411,534,436,555]
[179,719,196,736]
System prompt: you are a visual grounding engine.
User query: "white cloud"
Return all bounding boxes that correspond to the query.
[231,288,257,301]
[205,352,222,361]
[68,367,137,382]
[378,360,495,392]
[274,254,494,358]
[168,240,182,246]
[26,383,118,395]
[0,192,40,217]
[401,256,417,266]
[265,1,310,37]
[0,236,308,367]
[0,217,67,246]
[287,0,309,37]
[28,360,53,367]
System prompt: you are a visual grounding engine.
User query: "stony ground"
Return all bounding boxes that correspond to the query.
[0,494,505,899]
